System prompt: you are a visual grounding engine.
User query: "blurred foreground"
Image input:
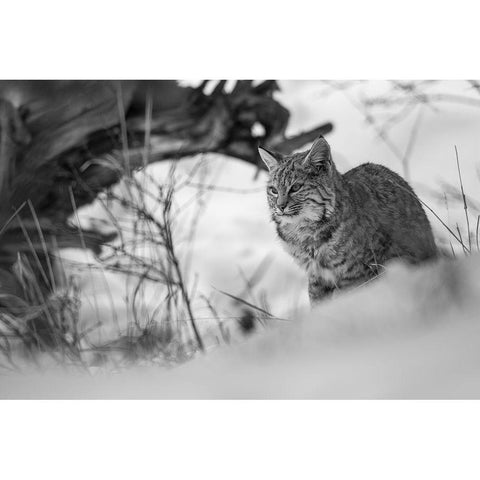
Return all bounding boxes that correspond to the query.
[2,253,480,398]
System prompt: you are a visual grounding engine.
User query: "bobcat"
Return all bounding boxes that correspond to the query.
[259,136,437,305]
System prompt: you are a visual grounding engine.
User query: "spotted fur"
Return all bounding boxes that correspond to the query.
[259,136,438,305]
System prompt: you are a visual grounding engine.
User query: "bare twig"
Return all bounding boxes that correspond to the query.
[455,146,471,252]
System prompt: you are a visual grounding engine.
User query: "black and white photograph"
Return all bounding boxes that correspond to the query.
[1,2,479,479]
[1,79,480,398]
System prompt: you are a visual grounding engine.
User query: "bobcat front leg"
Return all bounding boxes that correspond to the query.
[308,275,336,307]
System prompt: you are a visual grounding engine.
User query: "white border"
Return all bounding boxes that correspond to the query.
[1,401,480,480]
[1,0,479,78]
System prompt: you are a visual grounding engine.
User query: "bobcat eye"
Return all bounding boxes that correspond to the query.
[268,186,278,196]
[290,183,302,193]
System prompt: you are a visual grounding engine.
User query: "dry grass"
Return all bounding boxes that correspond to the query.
[0,154,278,372]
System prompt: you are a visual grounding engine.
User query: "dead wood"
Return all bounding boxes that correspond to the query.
[0,80,333,296]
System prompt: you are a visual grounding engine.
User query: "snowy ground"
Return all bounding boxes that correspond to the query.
[4,253,480,398]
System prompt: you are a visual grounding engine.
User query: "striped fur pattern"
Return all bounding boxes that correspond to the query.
[258,136,438,305]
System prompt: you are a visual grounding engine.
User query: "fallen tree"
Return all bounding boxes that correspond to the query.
[0,80,332,262]
[0,80,332,336]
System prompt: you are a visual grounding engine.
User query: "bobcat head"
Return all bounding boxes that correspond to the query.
[259,136,338,224]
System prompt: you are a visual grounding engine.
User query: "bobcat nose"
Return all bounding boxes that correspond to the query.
[277,204,285,212]
[276,197,287,213]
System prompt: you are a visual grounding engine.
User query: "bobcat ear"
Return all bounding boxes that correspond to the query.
[258,146,280,171]
[303,136,331,168]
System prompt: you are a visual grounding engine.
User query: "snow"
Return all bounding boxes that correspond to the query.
[3,253,480,398]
